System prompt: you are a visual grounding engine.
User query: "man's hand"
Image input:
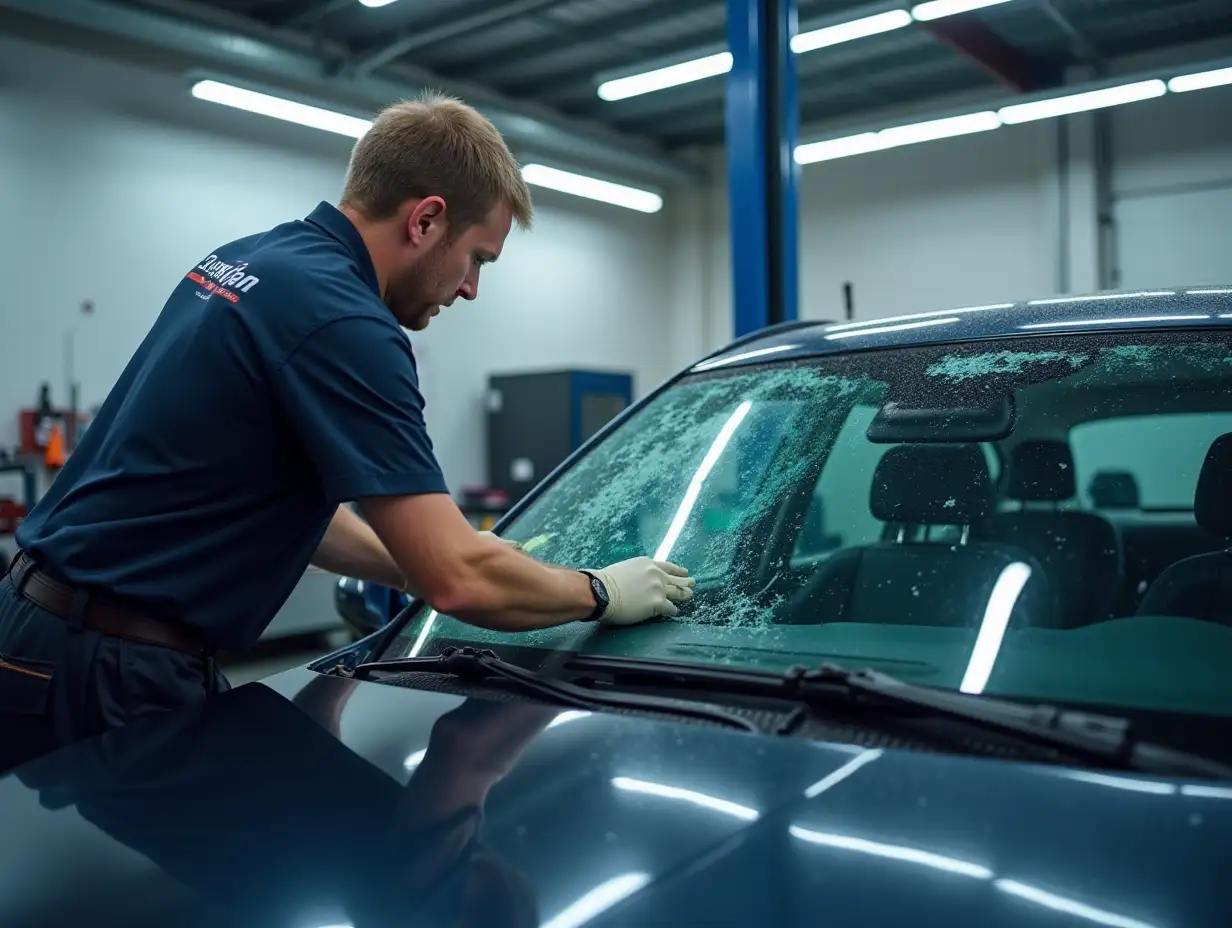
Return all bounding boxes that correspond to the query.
[586,557,695,626]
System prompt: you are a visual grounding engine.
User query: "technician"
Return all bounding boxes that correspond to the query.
[0,93,693,768]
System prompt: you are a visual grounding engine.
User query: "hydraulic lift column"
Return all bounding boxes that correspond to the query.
[725,0,800,337]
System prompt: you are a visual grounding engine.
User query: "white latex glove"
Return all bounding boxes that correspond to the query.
[479,530,523,552]
[586,557,696,626]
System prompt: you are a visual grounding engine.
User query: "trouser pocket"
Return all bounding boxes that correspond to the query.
[0,650,54,715]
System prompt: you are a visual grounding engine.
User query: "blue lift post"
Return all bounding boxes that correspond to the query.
[725,0,800,337]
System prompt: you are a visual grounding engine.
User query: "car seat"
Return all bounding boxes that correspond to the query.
[974,440,1122,628]
[1136,433,1232,623]
[1089,471,1141,509]
[782,444,1052,628]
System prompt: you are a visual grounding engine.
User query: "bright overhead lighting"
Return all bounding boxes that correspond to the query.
[1168,66,1232,93]
[190,80,372,137]
[999,79,1166,123]
[877,110,1001,146]
[803,749,883,798]
[795,132,884,164]
[358,0,399,6]
[612,777,760,820]
[995,880,1158,928]
[1021,314,1209,330]
[792,9,914,53]
[911,0,1014,21]
[598,52,732,100]
[796,111,999,163]
[521,164,663,213]
[542,873,651,928]
[655,401,754,560]
[693,344,800,371]
[789,826,994,879]
[1028,290,1175,305]
[959,562,1030,694]
[824,303,1012,332]
[825,316,961,339]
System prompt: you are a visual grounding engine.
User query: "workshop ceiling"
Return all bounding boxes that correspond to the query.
[38,0,1232,150]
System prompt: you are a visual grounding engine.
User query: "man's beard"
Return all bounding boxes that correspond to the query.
[386,244,446,330]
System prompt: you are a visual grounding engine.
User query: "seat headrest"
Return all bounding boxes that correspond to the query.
[871,445,994,525]
[1088,471,1140,509]
[1196,433,1232,538]
[1005,440,1075,501]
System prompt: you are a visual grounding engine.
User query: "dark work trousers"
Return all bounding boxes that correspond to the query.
[0,574,230,775]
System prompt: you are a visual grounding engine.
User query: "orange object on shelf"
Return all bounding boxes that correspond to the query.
[43,424,66,469]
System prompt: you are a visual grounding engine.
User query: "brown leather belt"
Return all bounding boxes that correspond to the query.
[10,553,212,656]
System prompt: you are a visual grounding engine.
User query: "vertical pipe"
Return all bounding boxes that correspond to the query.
[1056,116,1071,295]
[725,0,799,337]
[1093,108,1116,289]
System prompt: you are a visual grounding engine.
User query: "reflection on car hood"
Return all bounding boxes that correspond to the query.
[1,667,1228,928]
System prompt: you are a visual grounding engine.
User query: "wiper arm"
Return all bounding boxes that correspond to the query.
[566,655,1232,778]
[349,647,761,735]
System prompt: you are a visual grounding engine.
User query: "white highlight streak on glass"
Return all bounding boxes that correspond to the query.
[960,562,1031,694]
[612,777,760,821]
[789,826,993,879]
[541,872,652,928]
[804,749,883,798]
[995,879,1158,928]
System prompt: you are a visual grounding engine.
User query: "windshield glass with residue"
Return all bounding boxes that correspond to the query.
[384,332,1232,718]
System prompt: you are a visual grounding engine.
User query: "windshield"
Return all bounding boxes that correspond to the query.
[383,331,1232,718]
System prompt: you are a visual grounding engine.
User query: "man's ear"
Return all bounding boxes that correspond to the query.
[406,196,447,247]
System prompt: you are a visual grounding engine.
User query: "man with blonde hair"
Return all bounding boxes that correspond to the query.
[0,92,692,769]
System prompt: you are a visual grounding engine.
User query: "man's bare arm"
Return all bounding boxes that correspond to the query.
[359,493,596,632]
[311,505,411,593]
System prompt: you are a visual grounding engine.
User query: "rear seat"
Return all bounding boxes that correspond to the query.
[1137,433,1232,623]
[975,441,1121,629]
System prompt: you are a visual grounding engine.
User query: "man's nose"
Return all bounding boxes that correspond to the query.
[458,270,479,301]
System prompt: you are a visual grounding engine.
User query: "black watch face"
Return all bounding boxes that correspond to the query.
[589,575,610,610]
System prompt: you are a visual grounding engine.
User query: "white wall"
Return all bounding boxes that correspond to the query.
[0,32,687,491]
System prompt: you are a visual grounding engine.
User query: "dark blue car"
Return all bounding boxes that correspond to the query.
[4,288,1232,927]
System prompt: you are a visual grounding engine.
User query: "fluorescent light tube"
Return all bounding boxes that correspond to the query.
[358,0,400,6]
[1169,66,1232,93]
[600,8,913,101]
[999,79,1166,123]
[191,80,372,137]
[792,9,914,53]
[796,111,999,164]
[521,164,662,213]
[598,52,732,101]
[912,0,1014,21]
[876,110,1001,146]
[795,132,884,164]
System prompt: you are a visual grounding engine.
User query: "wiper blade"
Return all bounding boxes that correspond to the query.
[350,647,761,735]
[566,655,1232,778]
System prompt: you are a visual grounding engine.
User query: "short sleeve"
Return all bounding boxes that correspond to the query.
[276,316,448,503]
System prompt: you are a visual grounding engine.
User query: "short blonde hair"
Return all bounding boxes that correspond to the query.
[342,91,533,235]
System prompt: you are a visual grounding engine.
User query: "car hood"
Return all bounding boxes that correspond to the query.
[1,667,1228,928]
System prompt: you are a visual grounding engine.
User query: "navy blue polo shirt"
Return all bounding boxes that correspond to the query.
[17,203,448,651]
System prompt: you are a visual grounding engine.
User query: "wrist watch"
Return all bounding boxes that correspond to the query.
[579,570,609,622]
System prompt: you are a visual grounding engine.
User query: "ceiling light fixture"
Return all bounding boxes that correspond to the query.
[1168,65,1232,93]
[911,0,1014,21]
[796,111,999,164]
[791,9,914,54]
[190,79,372,137]
[597,52,733,101]
[521,163,663,213]
[999,79,1167,123]
[358,0,400,7]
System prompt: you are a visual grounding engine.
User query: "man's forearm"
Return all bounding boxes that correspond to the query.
[312,505,411,593]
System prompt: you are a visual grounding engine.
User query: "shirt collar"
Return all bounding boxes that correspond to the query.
[304,201,380,296]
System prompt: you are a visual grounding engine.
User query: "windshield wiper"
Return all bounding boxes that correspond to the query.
[349,647,762,735]
[565,654,1232,778]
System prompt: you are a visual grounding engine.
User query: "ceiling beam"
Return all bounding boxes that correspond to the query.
[920,14,1057,92]
[349,0,564,79]
[0,0,699,186]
